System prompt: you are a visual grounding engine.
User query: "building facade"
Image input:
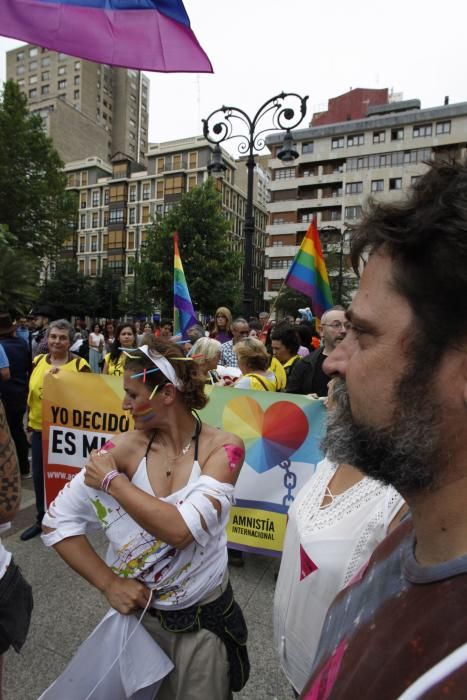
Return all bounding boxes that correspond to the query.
[64,136,268,313]
[6,43,149,164]
[264,93,467,305]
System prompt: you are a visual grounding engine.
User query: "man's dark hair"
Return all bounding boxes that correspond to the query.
[270,322,300,354]
[351,159,467,354]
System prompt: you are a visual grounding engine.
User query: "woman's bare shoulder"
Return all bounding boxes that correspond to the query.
[107,430,151,474]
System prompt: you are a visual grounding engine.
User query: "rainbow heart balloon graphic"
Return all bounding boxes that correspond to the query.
[222,396,309,474]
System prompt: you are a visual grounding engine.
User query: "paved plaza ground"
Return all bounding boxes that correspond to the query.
[3,479,294,700]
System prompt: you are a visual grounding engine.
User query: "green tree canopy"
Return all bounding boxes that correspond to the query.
[36,261,94,319]
[0,80,76,265]
[0,225,39,315]
[138,179,242,317]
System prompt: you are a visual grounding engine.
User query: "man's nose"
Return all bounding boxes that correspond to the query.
[323,336,353,378]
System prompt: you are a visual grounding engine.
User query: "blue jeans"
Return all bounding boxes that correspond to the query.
[31,431,44,525]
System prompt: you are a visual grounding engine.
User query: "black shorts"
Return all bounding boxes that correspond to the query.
[0,559,33,654]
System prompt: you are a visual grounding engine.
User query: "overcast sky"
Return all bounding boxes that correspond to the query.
[1,0,466,157]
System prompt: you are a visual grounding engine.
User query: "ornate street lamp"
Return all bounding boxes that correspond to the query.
[203,92,308,319]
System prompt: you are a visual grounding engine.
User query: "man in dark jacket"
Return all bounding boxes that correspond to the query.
[285,307,348,396]
[0,314,30,476]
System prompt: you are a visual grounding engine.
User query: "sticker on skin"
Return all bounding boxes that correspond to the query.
[223,444,245,471]
[97,439,116,455]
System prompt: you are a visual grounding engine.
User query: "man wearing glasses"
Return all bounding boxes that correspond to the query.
[285,307,348,396]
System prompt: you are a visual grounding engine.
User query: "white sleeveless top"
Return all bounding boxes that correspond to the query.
[273,457,404,693]
[43,456,234,610]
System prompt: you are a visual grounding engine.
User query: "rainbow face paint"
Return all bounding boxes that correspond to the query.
[223,444,245,471]
[132,401,154,417]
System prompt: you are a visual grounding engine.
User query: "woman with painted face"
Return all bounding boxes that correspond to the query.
[41,337,249,699]
[103,323,136,376]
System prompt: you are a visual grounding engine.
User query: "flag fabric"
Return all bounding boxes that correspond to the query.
[173,231,198,340]
[285,218,334,318]
[1,0,212,73]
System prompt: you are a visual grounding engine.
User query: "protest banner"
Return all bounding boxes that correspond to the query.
[43,373,326,555]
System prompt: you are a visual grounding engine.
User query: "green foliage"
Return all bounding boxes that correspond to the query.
[118,271,153,320]
[0,80,76,266]
[92,268,124,320]
[0,225,39,315]
[138,180,242,317]
[274,286,313,318]
[36,261,94,319]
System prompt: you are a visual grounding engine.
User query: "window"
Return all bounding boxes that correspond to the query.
[29,88,37,98]
[58,53,67,60]
[413,124,432,138]
[74,90,80,100]
[129,186,137,202]
[128,208,136,224]
[141,205,150,223]
[80,214,86,229]
[270,258,293,269]
[90,259,97,276]
[79,236,85,252]
[78,260,85,274]
[104,189,109,205]
[81,172,88,186]
[371,179,384,192]
[92,191,99,207]
[172,154,182,170]
[127,256,135,275]
[373,130,385,144]
[411,175,420,185]
[17,79,25,89]
[29,47,38,57]
[165,176,184,195]
[389,177,402,190]
[189,152,197,169]
[127,231,135,249]
[74,75,80,86]
[345,181,363,194]
[75,61,81,70]
[391,128,404,141]
[156,180,164,198]
[29,75,37,84]
[275,167,295,180]
[91,236,98,252]
[41,56,50,67]
[157,157,165,174]
[58,65,66,75]
[301,141,314,154]
[332,137,344,149]
[109,208,125,224]
[92,212,98,228]
[347,134,364,147]
[436,120,451,135]
[58,80,67,89]
[29,61,38,71]
[41,71,50,81]
[142,183,151,200]
[16,51,24,62]
[345,205,362,220]
[16,65,25,76]
[188,175,197,191]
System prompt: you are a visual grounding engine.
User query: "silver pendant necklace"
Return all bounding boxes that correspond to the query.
[165,436,193,478]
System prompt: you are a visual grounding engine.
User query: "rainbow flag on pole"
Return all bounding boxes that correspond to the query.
[173,231,198,339]
[1,0,212,73]
[285,218,333,318]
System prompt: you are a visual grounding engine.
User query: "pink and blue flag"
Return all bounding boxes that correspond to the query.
[173,231,198,340]
[1,0,212,73]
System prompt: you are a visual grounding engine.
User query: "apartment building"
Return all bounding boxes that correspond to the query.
[264,90,467,304]
[6,43,149,164]
[64,136,268,312]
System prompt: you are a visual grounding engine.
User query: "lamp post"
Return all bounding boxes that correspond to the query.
[203,92,308,319]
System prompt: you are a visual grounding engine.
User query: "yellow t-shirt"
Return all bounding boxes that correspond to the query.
[27,353,90,431]
[104,352,126,376]
[269,356,287,391]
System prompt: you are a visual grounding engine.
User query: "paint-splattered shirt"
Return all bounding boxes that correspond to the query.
[301,518,467,699]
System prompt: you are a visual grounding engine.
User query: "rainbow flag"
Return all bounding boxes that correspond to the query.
[285,218,333,318]
[1,0,212,73]
[173,231,198,339]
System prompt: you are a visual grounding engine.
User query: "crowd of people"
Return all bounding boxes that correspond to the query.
[1,159,467,698]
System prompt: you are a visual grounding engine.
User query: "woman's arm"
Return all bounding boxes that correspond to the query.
[52,535,150,614]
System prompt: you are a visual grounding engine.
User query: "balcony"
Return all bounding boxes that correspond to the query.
[265,244,298,258]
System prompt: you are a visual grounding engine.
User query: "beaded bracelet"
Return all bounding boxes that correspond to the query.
[101,470,127,493]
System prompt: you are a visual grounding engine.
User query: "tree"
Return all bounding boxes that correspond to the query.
[274,286,313,319]
[36,261,94,319]
[0,80,76,267]
[0,225,39,315]
[92,268,125,320]
[138,180,242,317]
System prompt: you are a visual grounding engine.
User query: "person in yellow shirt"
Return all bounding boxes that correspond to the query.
[21,320,90,541]
[103,323,136,376]
[270,323,301,382]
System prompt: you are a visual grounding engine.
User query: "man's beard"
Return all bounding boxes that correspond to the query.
[322,373,443,495]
